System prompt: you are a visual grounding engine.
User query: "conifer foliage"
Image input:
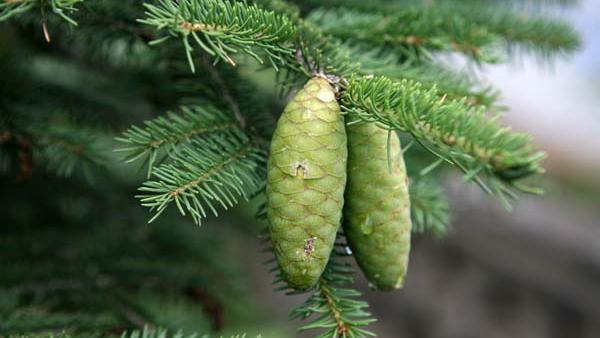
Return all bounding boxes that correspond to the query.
[0,0,579,337]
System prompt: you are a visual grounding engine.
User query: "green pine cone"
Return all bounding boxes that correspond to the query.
[267,77,347,290]
[343,121,412,291]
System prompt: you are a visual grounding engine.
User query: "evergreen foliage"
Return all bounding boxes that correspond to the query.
[116,106,240,178]
[342,75,545,203]
[117,105,265,225]
[0,0,82,25]
[119,326,260,338]
[306,5,579,62]
[137,131,265,224]
[0,0,580,337]
[140,0,296,71]
[409,178,450,237]
[291,248,376,338]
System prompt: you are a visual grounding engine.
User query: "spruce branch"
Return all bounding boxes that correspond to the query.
[1,113,106,179]
[306,7,497,62]
[200,55,246,129]
[34,123,106,178]
[116,105,239,178]
[258,212,375,338]
[346,44,499,108]
[120,326,260,338]
[409,178,450,237]
[0,0,82,25]
[307,5,580,63]
[452,4,581,58]
[290,241,376,338]
[342,75,546,202]
[291,22,358,78]
[120,326,198,338]
[474,0,579,5]
[137,132,266,225]
[139,0,296,72]
[251,0,300,21]
[0,0,33,22]
[200,64,281,143]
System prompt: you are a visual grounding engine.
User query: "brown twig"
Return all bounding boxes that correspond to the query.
[169,142,252,198]
[320,280,350,336]
[200,55,246,129]
[43,21,51,43]
[186,287,225,331]
[16,135,33,181]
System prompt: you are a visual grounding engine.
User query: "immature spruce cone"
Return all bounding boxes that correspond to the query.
[343,121,412,290]
[267,77,347,290]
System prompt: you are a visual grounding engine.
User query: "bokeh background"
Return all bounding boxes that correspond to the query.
[1,1,599,338]
[244,1,600,336]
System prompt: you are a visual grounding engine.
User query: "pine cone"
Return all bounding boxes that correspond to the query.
[344,122,412,290]
[267,77,347,290]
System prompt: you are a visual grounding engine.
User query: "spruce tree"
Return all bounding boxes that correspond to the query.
[0,0,580,337]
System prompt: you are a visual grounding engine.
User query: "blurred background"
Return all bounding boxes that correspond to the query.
[1,0,598,337]
[247,1,600,337]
